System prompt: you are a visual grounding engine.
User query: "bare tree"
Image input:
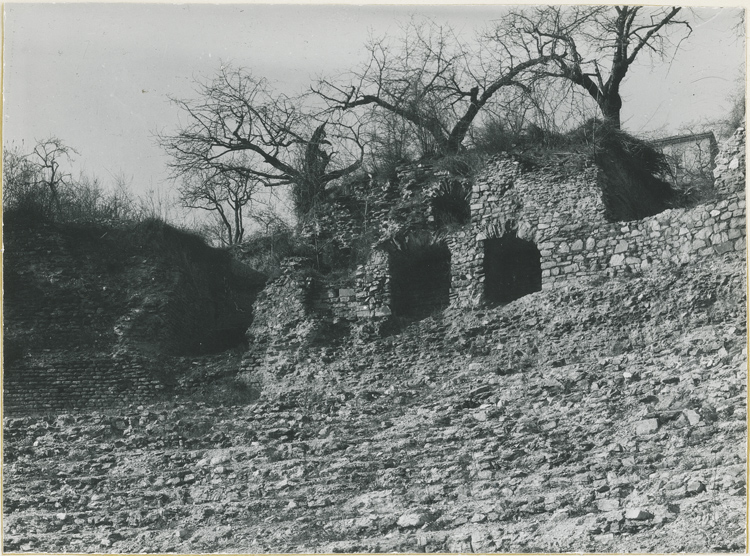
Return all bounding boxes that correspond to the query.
[159,66,363,203]
[3,138,79,217]
[31,138,79,212]
[178,165,261,246]
[501,6,692,128]
[314,19,563,157]
[3,144,40,211]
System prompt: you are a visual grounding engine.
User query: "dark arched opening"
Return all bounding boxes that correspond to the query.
[390,243,451,318]
[483,237,542,304]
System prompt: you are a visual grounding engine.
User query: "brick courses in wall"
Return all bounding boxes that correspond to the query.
[4,354,164,413]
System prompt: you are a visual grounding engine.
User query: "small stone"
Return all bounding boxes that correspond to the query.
[398,512,428,528]
[597,499,620,512]
[614,240,629,254]
[684,409,701,426]
[625,508,654,521]
[635,418,659,435]
[610,253,625,266]
[210,454,230,466]
[603,510,624,522]
[687,480,706,495]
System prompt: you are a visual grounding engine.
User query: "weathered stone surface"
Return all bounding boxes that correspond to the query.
[397,513,428,528]
[684,409,702,426]
[635,418,660,435]
[625,509,654,521]
[597,499,621,512]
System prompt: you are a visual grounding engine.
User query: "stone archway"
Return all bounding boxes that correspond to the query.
[390,243,451,318]
[483,237,542,303]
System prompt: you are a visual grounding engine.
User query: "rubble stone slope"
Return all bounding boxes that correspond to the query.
[4,250,746,553]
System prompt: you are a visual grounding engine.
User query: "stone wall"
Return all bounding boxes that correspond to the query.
[449,131,746,309]
[353,250,392,319]
[240,259,316,376]
[714,127,746,196]
[448,157,606,308]
[240,252,394,378]
[250,127,745,323]
[4,354,165,413]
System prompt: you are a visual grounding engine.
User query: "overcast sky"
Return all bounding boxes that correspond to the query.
[3,4,745,206]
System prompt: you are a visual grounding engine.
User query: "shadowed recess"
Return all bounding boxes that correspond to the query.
[483,236,542,304]
[390,243,451,318]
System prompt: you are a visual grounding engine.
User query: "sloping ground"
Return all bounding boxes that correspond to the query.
[3,253,746,553]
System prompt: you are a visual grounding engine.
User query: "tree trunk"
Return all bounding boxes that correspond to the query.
[598,97,622,129]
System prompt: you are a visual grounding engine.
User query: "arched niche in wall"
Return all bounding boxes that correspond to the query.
[389,241,451,318]
[483,236,542,304]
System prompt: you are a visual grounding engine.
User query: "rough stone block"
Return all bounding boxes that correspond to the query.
[625,509,654,521]
[373,306,392,317]
[635,418,659,435]
[691,239,707,251]
[684,409,701,426]
[614,241,629,254]
[609,254,625,267]
[597,499,620,512]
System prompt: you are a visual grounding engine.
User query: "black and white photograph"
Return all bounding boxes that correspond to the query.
[2,3,747,553]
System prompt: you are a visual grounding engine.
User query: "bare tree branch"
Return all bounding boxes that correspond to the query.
[501,6,693,128]
[313,18,561,157]
[158,65,364,196]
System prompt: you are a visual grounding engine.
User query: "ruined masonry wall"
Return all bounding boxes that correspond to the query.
[3,225,166,414]
[450,138,746,308]
[5,355,164,414]
[240,252,392,378]
[714,127,746,196]
[450,157,608,308]
[250,129,746,320]
[240,259,312,375]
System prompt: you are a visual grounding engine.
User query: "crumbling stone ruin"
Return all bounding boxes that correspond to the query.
[241,128,746,380]
[2,130,745,554]
[3,128,746,412]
